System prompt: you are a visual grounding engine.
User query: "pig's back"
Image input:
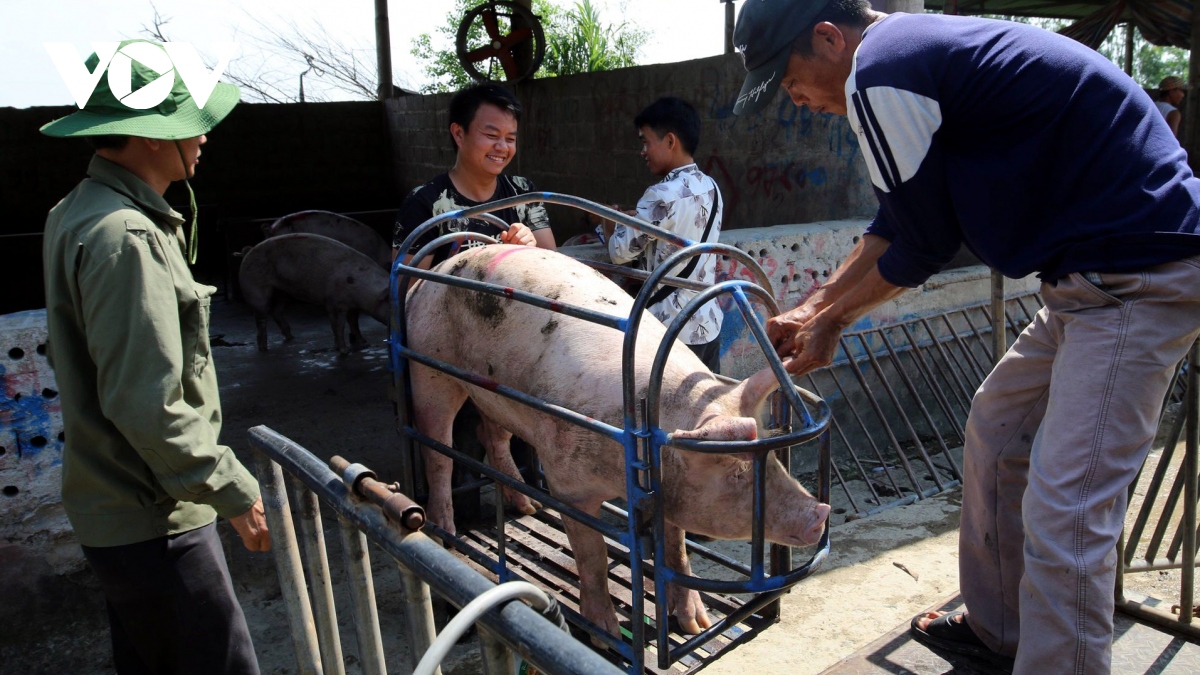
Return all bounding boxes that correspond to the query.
[270,211,390,268]
[405,245,707,423]
[244,234,387,304]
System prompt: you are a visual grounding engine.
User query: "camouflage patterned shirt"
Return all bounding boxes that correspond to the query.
[393,173,550,267]
[608,164,724,345]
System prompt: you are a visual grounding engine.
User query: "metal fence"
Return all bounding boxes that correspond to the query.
[1117,340,1199,638]
[248,425,624,675]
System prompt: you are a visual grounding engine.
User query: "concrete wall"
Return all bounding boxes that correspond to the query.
[385,54,877,242]
[0,101,396,315]
[562,220,1040,380]
[0,310,79,576]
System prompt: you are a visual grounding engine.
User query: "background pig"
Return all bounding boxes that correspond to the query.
[267,210,391,269]
[240,233,389,353]
[404,244,830,636]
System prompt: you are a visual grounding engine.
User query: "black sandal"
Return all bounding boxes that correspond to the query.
[909,611,1008,662]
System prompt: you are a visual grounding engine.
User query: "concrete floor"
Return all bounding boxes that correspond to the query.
[6,296,1195,674]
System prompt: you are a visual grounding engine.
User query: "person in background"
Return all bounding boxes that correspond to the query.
[41,40,268,674]
[1155,76,1186,138]
[392,83,553,266]
[603,97,725,372]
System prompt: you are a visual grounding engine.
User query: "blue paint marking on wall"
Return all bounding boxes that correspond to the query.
[0,362,61,462]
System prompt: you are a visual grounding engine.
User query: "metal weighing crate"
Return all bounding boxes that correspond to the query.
[390,193,833,673]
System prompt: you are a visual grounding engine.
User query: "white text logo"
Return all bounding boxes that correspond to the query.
[44,41,237,110]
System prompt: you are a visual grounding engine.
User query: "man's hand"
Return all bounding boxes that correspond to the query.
[229,496,271,552]
[779,313,846,376]
[767,303,821,358]
[500,222,537,247]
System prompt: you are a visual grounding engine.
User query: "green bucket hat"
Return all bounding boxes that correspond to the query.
[40,39,240,139]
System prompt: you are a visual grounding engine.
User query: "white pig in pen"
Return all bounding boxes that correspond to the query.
[401,243,830,637]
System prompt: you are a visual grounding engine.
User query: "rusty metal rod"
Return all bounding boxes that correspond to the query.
[919,317,977,412]
[331,455,426,531]
[1181,338,1198,625]
[900,322,967,440]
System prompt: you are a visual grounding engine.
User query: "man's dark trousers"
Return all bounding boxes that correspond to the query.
[82,521,259,675]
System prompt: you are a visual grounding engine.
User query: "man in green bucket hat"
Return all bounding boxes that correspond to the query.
[41,40,266,674]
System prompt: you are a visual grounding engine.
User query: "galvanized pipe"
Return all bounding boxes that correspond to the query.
[254,454,324,675]
[248,427,624,675]
[990,269,1006,367]
[337,517,387,675]
[397,562,440,674]
[288,475,345,675]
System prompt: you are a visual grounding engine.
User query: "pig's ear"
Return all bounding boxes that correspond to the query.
[731,367,784,418]
[672,416,758,442]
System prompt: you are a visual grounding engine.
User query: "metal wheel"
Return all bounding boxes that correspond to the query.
[455,1,546,83]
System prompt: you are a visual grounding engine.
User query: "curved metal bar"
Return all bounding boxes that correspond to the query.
[395,192,692,262]
[620,242,777,456]
[408,232,499,271]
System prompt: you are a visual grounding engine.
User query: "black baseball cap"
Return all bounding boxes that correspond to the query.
[733,0,833,116]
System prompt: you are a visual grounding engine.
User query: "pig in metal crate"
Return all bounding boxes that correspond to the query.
[389,193,832,674]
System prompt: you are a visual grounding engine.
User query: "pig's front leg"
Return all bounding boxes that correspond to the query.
[328,308,350,354]
[347,310,369,350]
[269,298,293,342]
[561,503,620,639]
[476,416,540,515]
[664,522,712,634]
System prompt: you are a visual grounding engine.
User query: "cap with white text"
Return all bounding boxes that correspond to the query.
[732,0,833,116]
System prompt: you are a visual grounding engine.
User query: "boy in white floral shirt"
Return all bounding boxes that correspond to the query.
[605,97,725,371]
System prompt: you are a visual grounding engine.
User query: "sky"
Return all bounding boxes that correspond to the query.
[0,0,739,108]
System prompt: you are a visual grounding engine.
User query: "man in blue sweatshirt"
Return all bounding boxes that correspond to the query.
[733,1,1200,672]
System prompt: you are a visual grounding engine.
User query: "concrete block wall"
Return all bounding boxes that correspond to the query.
[563,220,1040,380]
[385,54,878,243]
[0,310,80,575]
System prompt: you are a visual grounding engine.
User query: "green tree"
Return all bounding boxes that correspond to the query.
[993,16,1189,90]
[411,0,648,93]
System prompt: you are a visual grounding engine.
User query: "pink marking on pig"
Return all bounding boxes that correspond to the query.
[485,246,540,276]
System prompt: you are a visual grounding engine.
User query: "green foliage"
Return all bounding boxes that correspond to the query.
[411,0,648,93]
[541,0,648,76]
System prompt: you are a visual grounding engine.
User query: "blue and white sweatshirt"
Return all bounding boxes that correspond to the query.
[850,14,1200,287]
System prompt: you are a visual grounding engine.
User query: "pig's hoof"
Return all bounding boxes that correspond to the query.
[668,587,712,635]
[426,501,456,536]
[503,488,541,516]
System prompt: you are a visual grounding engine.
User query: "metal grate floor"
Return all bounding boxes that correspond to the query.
[437,507,777,674]
[820,595,1200,674]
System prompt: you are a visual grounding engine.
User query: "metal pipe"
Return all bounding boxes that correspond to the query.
[1117,597,1200,641]
[918,317,977,413]
[724,0,735,54]
[1123,557,1200,573]
[248,427,624,675]
[331,456,426,531]
[858,333,945,491]
[1181,338,1198,625]
[253,454,324,675]
[288,475,345,675]
[479,629,515,675]
[337,516,386,675]
[398,562,440,675]
[990,269,1006,367]
[374,0,393,98]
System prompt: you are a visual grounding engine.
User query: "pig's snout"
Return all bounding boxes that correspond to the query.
[802,502,831,545]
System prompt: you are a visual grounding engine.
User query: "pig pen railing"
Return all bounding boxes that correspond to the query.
[390,193,832,673]
[246,425,623,675]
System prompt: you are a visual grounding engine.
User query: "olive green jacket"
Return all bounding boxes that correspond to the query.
[43,156,259,547]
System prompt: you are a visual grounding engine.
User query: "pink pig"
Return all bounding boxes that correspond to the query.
[403,244,830,635]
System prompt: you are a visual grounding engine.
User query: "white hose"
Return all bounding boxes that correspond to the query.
[413,581,553,675]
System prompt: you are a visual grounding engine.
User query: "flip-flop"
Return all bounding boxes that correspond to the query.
[909,611,1010,663]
